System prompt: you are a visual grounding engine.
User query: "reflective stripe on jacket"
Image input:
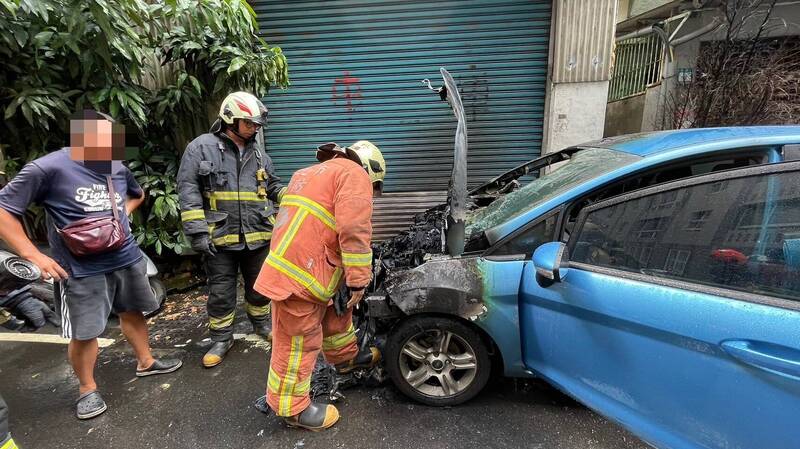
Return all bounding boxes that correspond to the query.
[254,158,373,303]
[177,132,284,250]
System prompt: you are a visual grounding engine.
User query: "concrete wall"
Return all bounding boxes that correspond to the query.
[641,84,663,131]
[629,0,673,17]
[542,0,617,153]
[544,81,610,153]
[617,0,631,23]
[604,93,645,137]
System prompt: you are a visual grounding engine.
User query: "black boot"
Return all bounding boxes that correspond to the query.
[335,346,381,374]
[284,402,340,431]
[249,315,272,340]
[202,339,234,368]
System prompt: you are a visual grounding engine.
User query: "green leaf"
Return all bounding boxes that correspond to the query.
[109,99,119,118]
[89,3,115,41]
[227,56,246,74]
[4,98,20,119]
[66,39,80,55]
[189,75,202,95]
[33,30,53,46]
[12,27,27,47]
[182,41,202,51]
[20,101,33,126]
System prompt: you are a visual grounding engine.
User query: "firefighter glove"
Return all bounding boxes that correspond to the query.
[190,233,217,257]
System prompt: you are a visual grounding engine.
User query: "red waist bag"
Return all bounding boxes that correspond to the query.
[58,175,126,257]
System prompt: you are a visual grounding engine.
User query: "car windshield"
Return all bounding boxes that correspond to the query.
[465,148,640,235]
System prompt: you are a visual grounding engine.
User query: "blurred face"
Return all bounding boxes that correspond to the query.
[69,118,125,161]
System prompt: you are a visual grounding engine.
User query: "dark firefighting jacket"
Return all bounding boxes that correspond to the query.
[177,131,285,251]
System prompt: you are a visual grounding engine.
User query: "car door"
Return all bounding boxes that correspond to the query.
[520,162,800,449]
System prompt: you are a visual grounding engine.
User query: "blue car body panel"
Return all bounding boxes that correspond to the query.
[484,128,800,377]
[590,126,800,156]
[460,127,800,447]
[519,266,800,449]
[475,258,528,376]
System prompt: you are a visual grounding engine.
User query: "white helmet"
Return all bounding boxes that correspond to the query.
[218,92,268,126]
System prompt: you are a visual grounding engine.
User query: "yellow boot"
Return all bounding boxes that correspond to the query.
[284,403,340,431]
[202,339,233,368]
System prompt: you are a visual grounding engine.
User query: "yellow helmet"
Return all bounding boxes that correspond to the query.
[346,140,386,191]
[218,92,268,126]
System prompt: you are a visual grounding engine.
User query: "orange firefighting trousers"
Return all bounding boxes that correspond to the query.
[266,295,358,417]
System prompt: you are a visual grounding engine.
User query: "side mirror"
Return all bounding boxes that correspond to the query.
[532,242,569,282]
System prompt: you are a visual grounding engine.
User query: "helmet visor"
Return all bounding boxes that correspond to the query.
[249,111,268,126]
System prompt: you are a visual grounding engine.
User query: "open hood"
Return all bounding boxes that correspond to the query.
[425,68,468,257]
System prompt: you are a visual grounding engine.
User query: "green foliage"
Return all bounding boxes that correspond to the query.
[0,0,289,256]
[128,143,188,256]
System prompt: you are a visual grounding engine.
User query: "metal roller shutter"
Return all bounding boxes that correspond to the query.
[252,0,551,239]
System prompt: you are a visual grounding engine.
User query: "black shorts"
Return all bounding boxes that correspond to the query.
[54,258,157,340]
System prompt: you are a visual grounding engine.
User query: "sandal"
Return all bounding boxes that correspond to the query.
[136,358,183,377]
[76,390,107,420]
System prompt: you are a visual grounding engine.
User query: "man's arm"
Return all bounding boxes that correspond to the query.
[0,162,68,281]
[124,168,146,215]
[126,192,145,215]
[0,208,68,281]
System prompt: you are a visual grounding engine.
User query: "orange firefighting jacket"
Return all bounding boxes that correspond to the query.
[254,157,373,303]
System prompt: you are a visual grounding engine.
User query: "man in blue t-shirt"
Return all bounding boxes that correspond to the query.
[0,110,182,421]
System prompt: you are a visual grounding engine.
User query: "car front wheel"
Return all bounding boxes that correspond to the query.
[386,315,491,406]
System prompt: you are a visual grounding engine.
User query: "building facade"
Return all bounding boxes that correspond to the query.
[605,0,800,137]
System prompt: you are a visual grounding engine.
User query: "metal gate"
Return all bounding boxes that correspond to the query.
[252,0,551,239]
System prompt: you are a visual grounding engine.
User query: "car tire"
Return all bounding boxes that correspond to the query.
[144,278,167,319]
[386,315,491,406]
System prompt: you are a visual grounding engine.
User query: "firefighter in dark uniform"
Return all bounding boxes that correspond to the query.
[177,92,286,367]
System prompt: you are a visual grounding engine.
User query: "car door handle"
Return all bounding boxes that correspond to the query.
[721,340,800,380]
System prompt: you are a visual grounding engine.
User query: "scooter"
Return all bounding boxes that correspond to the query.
[0,248,167,319]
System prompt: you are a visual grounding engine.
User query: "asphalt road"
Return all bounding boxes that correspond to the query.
[1,291,649,449]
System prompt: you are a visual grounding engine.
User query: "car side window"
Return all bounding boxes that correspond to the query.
[491,214,558,256]
[562,150,772,241]
[571,171,800,303]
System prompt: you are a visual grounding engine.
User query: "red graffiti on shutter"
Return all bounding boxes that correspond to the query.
[332,71,362,112]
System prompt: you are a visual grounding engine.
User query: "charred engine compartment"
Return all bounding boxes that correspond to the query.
[374,206,447,273]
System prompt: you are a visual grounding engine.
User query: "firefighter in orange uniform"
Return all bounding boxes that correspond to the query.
[253,140,386,431]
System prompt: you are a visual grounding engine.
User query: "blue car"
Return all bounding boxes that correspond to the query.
[370,104,800,447]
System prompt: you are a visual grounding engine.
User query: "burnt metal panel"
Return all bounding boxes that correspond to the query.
[551,0,617,83]
[251,0,551,193]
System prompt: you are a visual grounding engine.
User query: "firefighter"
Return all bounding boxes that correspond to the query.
[177,92,286,368]
[253,140,386,431]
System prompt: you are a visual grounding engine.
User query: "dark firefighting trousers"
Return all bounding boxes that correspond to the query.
[266,295,358,417]
[204,247,270,342]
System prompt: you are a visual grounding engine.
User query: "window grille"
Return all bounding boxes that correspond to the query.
[608,33,664,101]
